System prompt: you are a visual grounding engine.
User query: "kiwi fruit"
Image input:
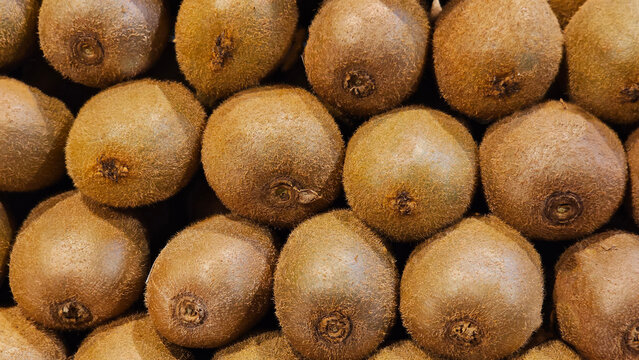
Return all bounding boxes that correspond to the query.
[433,0,563,121]
[369,340,440,360]
[0,0,39,69]
[38,0,169,88]
[554,231,639,360]
[400,216,544,360]
[146,215,277,348]
[565,0,639,124]
[548,0,586,27]
[0,306,66,360]
[66,79,206,208]
[343,106,477,242]
[304,0,429,118]
[626,128,639,226]
[212,331,299,360]
[201,86,344,228]
[0,202,11,286]
[9,192,149,330]
[175,0,298,106]
[274,210,398,360]
[513,340,580,360]
[0,77,74,192]
[480,100,627,240]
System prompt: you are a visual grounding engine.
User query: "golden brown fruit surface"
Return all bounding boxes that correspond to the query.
[369,340,441,359]
[512,340,581,360]
[0,306,66,360]
[626,129,639,227]
[0,0,39,68]
[212,331,299,360]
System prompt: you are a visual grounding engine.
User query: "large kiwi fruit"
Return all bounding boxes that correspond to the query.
[146,215,277,348]
[0,77,73,192]
[343,106,477,242]
[433,0,563,121]
[38,0,169,88]
[401,216,544,360]
[175,0,298,106]
[0,0,39,69]
[9,192,149,330]
[548,0,586,27]
[66,79,206,208]
[212,331,299,360]
[274,210,398,360]
[626,128,639,226]
[0,202,11,286]
[0,306,66,360]
[480,101,627,240]
[201,86,344,228]
[513,340,580,360]
[370,340,440,359]
[565,0,639,124]
[304,0,429,117]
[554,231,639,360]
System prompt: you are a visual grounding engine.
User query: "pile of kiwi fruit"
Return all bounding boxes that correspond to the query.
[0,0,638,359]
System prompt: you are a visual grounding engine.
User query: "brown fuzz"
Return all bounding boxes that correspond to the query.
[0,0,39,69]
[0,307,67,359]
[213,331,298,359]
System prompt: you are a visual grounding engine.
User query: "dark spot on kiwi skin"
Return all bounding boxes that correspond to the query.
[96,156,129,183]
[486,73,521,98]
[317,311,352,344]
[343,70,376,98]
[266,178,321,207]
[543,192,583,226]
[210,30,234,71]
[71,33,104,66]
[388,191,417,216]
[172,292,207,328]
[447,319,482,347]
[621,83,639,103]
[626,323,639,353]
[52,299,93,325]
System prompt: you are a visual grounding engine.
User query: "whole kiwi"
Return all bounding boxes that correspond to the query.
[0,306,66,360]
[370,340,441,360]
[480,101,627,240]
[146,215,277,348]
[554,231,639,360]
[38,0,169,87]
[304,0,430,117]
[401,216,544,360]
[0,77,73,192]
[0,0,39,69]
[175,0,298,106]
[201,86,344,228]
[9,192,149,330]
[433,0,563,121]
[212,331,299,360]
[548,0,587,27]
[0,202,11,286]
[274,210,398,360]
[66,79,206,208]
[513,340,580,360]
[343,106,477,242]
[626,128,639,226]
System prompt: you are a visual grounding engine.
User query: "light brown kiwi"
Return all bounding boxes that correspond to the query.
[0,202,11,287]
[146,215,277,348]
[343,106,477,242]
[369,340,441,360]
[554,231,639,360]
[626,128,639,226]
[0,0,39,69]
[66,79,206,208]
[480,100,627,240]
[304,0,430,117]
[400,216,544,360]
[201,86,344,228]
[548,0,587,27]
[0,77,74,192]
[0,306,66,360]
[512,340,580,360]
[274,210,398,360]
[9,192,149,330]
[175,0,298,106]
[433,0,563,121]
[38,0,169,87]
[212,331,299,360]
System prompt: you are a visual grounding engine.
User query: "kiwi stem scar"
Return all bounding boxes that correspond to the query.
[626,323,639,353]
[96,156,129,183]
[52,299,92,325]
[210,30,234,70]
[267,179,321,206]
[543,191,583,225]
[317,311,352,343]
[621,83,639,103]
[486,73,521,98]
[343,70,376,98]
[388,191,416,216]
[447,319,482,347]
[172,292,207,327]
[71,34,104,65]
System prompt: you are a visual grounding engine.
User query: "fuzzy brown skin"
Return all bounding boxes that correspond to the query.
[548,0,586,28]
[0,0,39,69]
[512,340,580,360]
[146,215,277,348]
[0,77,73,192]
[555,231,639,360]
[175,0,298,107]
[401,216,544,360]
[0,307,66,360]
[212,331,299,360]
[9,192,149,330]
[274,210,398,360]
[369,340,441,359]
[433,0,563,122]
[38,0,168,88]
[201,86,344,228]
[343,106,477,242]
[480,101,627,240]
[565,0,639,124]
[66,79,206,208]
[626,129,639,227]
[304,0,429,118]
[0,203,10,288]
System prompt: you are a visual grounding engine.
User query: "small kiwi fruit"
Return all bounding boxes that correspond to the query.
[565,0,639,124]
[548,0,587,27]
[433,0,563,121]
[0,306,66,360]
[66,79,206,208]
[513,340,580,360]
[554,231,639,360]
[480,100,627,240]
[9,192,149,330]
[626,128,639,226]
[369,340,441,360]
[0,0,39,69]
[274,210,398,360]
[400,216,544,360]
[0,202,11,286]
[146,215,277,348]
[175,0,298,106]
[304,0,430,117]
[38,0,169,87]
[201,86,344,228]
[343,106,477,242]
[212,331,299,360]
[0,77,74,192]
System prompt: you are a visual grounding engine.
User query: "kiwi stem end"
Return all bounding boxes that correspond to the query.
[317,311,352,344]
